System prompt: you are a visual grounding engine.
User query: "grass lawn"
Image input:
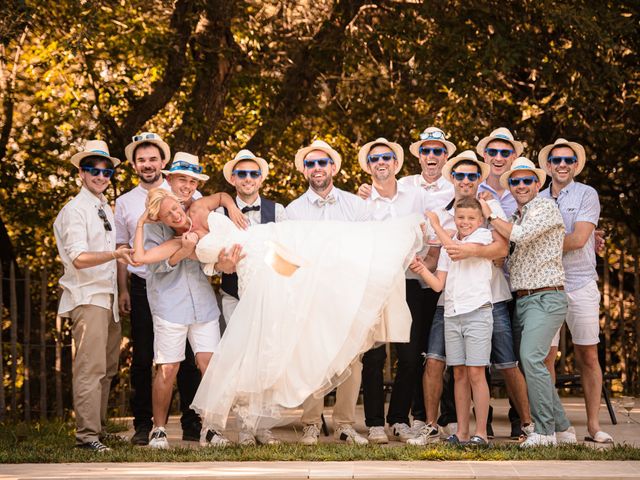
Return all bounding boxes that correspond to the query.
[1,421,639,463]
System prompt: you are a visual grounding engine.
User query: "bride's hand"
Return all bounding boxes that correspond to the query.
[181,232,199,251]
[228,206,249,230]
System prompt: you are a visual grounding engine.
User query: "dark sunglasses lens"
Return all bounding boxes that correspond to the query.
[249,171,261,179]
[468,173,480,181]
[452,173,463,181]
[523,178,534,185]
[236,171,248,178]
[382,155,394,162]
[500,150,512,157]
[367,156,378,163]
[317,159,329,167]
[486,149,498,157]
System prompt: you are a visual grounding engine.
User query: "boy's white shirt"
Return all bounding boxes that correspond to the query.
[437,227,494,317]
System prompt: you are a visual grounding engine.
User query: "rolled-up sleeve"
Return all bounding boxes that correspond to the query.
[510,201,561,245]
[60,208,89,261]
[144,224,178,274]
[114,198,130,245]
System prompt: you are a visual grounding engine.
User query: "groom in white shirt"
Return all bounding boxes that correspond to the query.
[286,140,371,445]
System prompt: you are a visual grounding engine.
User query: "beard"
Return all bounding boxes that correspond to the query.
[139,171,162,184]
[309,175,331,192]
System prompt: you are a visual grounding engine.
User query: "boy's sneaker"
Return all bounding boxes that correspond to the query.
[300,424,320,446]
[520,432,557,448]
[391,422,416,442]
[255,429,281,445]
[149,427,170,449]
[556,426,577,445]
[334,425,369,445]
[407,423,441,446]
[238,428,257,446]
[410,420,427,436]
[200,429,231,447]
[76,440,110,453]
[368,426,389,444]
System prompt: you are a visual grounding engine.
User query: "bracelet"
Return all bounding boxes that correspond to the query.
[111,250,116,260]
[136,224,145,229]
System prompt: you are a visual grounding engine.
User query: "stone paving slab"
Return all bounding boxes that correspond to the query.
[1,460,640,480]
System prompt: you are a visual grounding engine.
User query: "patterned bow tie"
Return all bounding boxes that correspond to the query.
[423,183,440,192]
[241,205,260,213]
[316,194,336,207]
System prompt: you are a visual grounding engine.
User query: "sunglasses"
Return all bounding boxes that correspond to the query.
[303,158,334,169]
[367,153,396,163]
[508,176,538,187]
[82,166,115,178]
[451,171,481,182]
[132,132,160,142]
[419,147,445,156]
[420,130,446,141]
[548,156,578,166]
[233,169,262,179]
[485,148,514,158]
[97,207,112,231]
[168,160,203,174]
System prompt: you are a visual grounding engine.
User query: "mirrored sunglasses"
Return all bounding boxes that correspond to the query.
[367,153,396,163]
[485,148,514,158]
[168,160,203,174]
[97,207,112,231]
[508,176,538,187]
[420,130,446,141]
[233,169,262,179]
[82,166,114,178]
[451,171,481,182]
[132,132,160,142]
[548,156,578,166]
[303,158,333,169]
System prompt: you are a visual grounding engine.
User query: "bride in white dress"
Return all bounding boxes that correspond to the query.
[134,188,427,433]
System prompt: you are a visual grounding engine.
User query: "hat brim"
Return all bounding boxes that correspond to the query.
[499,167,547,190]
[409,139,456,159]
[124,138,171,166]
[161,169,209,182]
[476,135,524,158]
[441,156,490,183]
[538,141,586,176]
[358,140,404,174]
[295,145,342,173]
[70,151,121,168]
[223,156,270,184]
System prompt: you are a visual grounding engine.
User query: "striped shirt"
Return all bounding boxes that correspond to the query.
[539,181,599,292]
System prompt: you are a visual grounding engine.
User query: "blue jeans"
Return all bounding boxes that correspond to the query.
[490,300,518,370]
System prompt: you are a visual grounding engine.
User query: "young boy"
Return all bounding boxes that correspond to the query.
[410,197,493,446]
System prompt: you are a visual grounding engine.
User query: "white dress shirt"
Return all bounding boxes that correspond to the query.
[217,196,287,226]
[54,186,119,320]
[114,180,201,279]
[286,186,372,222]
[398,174,454,211]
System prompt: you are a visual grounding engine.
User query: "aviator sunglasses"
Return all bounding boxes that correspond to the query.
[81,166,114,178]
[233,169,262,179]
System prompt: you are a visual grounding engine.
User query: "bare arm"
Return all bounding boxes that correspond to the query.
[72,246,134,269]
[132,213,182,264]
[116,246,131,315]
[409,256,447,292]
[563,221,595,252]
[190,193,248,230]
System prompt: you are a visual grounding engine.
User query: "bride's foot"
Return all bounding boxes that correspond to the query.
[200,429,231,447]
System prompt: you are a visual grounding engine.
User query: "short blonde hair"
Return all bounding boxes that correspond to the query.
[146,188,181,221]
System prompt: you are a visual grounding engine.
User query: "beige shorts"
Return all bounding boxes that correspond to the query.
[551,280,600,347]
[153,316,220,364]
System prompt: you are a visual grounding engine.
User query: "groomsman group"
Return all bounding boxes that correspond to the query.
[54,124,612,451]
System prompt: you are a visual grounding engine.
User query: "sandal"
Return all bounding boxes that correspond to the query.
[446,434,462,445]
[467,435,489,447]
[584,431,614,444]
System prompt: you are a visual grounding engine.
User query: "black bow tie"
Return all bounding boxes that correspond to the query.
[241,205,260,213]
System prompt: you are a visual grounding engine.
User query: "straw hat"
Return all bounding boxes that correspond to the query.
[441,150,490,183]
[476,127,524,157]
[70,139,120,168]
[124,132,171,165]
[499,157,547,189]
[223,149,269,184]
[537,138,586,176]
[409,127,456,158]
[161,152,209,182]
[358,137,404,174]
[294,140,342,173]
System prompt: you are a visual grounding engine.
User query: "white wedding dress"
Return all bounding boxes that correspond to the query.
[191,212,425,431]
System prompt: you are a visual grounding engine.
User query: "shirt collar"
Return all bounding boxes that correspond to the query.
[79,186,108,208]
[418,174,447,190]
[236,196,261,209]
[550,180,576,198]
[371,181,405,202]
[307,186,338,204]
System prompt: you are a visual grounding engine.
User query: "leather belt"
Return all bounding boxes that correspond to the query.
[516,286,564,298]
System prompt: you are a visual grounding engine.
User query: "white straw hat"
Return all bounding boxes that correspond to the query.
[70,139,120,168]
[441,150,490,183]
[161,152,209,182]
[538,138,586,176]
[409,127,456,158]
[294,140,342,173]
[223,149,270,184]
[124,132,171,165]
[358,138,404,174]
[476,127,524,157]
[499,157,547,189]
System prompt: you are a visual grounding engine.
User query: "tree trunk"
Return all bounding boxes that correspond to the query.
[633,234,640,394]
[9,262,17,419]
[0,262,5,421]
[39,269,47,420]
[55,314,63,418]
[23,267,30,422]
[603,248,612,371]
[619,248,627,390]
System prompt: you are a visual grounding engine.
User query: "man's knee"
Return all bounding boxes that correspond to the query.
[574,345,601,371]
[426,358,445,377]
[156,363,180,382]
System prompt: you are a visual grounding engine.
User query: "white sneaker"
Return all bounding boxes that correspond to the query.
[391,422,416,442]
[407,423,440,446]
[255,429,281,445]
[238,428,256,446]
[368,426,389,444]
[334,425,369,445]
[410,420,427,435]
[200,429,231,447]
[148,427,169,449]
[556,426,577,445]
[300,424,320,446]
[522,422,535,437]
[520,432,557,448]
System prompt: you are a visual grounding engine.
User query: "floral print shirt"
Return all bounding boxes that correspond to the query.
[509,196,566,291]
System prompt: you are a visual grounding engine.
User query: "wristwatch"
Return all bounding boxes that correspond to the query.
[487,213,498,223]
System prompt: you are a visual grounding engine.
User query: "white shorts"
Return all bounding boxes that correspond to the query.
[551,280,600,347]
[153,316,220,364]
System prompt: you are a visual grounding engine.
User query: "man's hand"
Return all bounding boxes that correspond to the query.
[478,198,493,219]
[493,257,505,268]
[114,245,137,266]
[594,229,605,255]
[119,290,131,315]
[228,208,250,230]
[215,244,245,274]
[478,191,493,202]
[357,183,372,200]
[444,243,477,261]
